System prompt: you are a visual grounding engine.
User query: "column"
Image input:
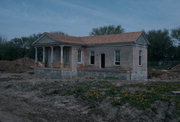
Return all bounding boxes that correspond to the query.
[60,45,64,68]
[42,47,45,67]
[51,46,54,68]
[35,47,38,64]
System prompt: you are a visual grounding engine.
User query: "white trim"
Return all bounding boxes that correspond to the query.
[77,49,82,64]
[138,50,143,66]
[89,51,95,65]
[114,50,120,66]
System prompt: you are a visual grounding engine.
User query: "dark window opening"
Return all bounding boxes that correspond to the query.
[115,50,120,65]
[101,53,105,68]
[90,51,95,64]
[78,49,82,63]
[139,50,142,65]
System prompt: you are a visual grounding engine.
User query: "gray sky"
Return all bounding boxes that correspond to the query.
[0,0,180,40]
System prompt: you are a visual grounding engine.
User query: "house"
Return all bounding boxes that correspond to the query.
[32,32,149,80]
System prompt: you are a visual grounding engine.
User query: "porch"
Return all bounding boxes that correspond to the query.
[35,45,72,69]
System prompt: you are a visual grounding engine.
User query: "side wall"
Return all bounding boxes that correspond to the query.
[83,45,134,70]
[131,45,148,80]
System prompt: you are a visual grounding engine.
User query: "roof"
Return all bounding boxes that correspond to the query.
[81,32,143,45]
[35,32,144,46]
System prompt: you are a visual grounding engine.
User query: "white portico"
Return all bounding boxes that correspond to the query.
[35,45,74,69]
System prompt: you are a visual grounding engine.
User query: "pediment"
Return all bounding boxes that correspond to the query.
[135,34,149,46]
[35,35,57,44]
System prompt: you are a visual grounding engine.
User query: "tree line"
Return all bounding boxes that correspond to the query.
[0,25,180,63]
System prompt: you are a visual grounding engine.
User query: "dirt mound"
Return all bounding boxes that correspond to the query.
[0,57,35,73]
[149,68,180,80]
[171,64,180,70]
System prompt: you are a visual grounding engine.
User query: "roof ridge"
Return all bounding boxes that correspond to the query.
[46,31,142,38]
[81,31,143,38]
[39,31,143,45]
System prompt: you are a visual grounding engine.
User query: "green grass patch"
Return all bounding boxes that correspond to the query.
[103,77,119,80]
[67,81,180,116]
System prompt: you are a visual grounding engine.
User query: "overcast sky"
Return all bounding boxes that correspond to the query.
[0,0,180,40]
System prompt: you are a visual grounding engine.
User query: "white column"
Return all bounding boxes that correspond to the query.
[60,45,64,68]
[42,47,45,64]
[35,47,38,63]
[51,46,54,67]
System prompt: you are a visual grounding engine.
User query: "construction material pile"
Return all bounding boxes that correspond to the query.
[0,57,35,73]
[149,68,180,80]
[171,64,180,70]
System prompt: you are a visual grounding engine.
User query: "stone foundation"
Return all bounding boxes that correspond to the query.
[34,68,77,79]
[78,69,131,80]
[131,71,148,80]
[34,68,147,80]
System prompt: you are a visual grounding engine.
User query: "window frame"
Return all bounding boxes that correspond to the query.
[77,49,82,64]
[114,50,120,66]
[139,50,142,66]
[90,51,95,65]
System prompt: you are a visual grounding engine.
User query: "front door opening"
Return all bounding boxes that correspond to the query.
[101,53,105,68]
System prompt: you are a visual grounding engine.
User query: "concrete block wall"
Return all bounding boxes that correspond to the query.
[71,46,78,71]
[34,68,77,79]
[83,45,134,70]
[78,69,131,80]
[132,45,148,80]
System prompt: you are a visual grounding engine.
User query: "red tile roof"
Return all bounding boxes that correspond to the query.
[45,32,143,45]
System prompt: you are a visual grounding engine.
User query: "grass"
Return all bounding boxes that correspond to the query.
[4,78,179,116]
[103,77,119,80]
[67,81,180,116]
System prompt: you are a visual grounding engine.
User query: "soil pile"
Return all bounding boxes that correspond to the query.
[149,68,180,80]
[171,64,180,70]
[0,57,35,73]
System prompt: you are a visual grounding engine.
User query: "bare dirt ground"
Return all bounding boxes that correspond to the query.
[0,59,180,122]
[0,72,95,122]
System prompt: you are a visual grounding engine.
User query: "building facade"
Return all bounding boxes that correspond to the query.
[33,32,149,80]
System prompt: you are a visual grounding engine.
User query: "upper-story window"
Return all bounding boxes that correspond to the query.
[114,50,120,65]
[90,51,95,64]
[139,50,142,66]
[78,49,82,63]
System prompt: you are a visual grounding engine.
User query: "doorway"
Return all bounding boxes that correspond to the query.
[101,53,105,68]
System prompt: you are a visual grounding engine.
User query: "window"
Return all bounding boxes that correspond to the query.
[78,49,82,63]
[90,51,95,64]
[139,50,142,65]
[114,50,120,65]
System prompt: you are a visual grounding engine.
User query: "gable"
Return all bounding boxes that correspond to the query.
[135,34,149,46]
[38,36,55,44]
[33,34,59,45]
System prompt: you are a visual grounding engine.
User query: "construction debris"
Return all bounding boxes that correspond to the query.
[0,57,35,73]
